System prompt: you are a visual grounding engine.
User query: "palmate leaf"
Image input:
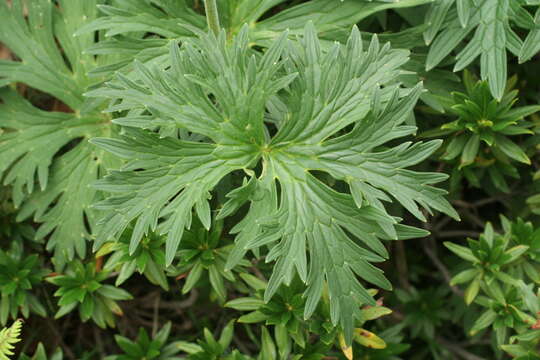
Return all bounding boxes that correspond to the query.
[75,0,432,76]
[424,0,537,100]
[90,24,458,343]
[0,0,118,268]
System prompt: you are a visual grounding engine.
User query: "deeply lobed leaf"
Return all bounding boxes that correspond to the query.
[91,23,457,343]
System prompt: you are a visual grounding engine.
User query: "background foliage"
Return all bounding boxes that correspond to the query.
[0,0,540,359]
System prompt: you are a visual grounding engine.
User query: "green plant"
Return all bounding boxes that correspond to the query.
[18,344,63,360]
[469,285,533,345]
[395,287,451,339]
[502,216,540,282]
[1,0,540,358]
[47,261,132,328]
[422,71,539,191]
[105,322,182,360]
[0,0,120,269]
[447,215,540,288]
[228,277,314,349]
[0,247,48,325]
[74,0,432,76]
[88,23,458,343]
[520,5,540,63]
[176,219,249,303]
[424,0,540,99]
[446,221,528,304]
[175,320,240,360]
[446,218,540,348]
[353,324,410,360]
[98,229,170,290]
[228,273,393,359]
[500,282,540,359]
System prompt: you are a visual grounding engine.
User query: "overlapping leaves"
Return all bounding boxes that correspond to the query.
[424,0,539,100]
[75,0,432,75]
[0,0,118,267]
[90,23,457,343]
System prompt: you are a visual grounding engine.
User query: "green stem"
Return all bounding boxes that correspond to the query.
[204,0,221,36]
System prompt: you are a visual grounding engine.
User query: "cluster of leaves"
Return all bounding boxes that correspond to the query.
[422,71,539,192]
[0,0,540,359]
[445,216,540,357]
[47,261,132,329]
